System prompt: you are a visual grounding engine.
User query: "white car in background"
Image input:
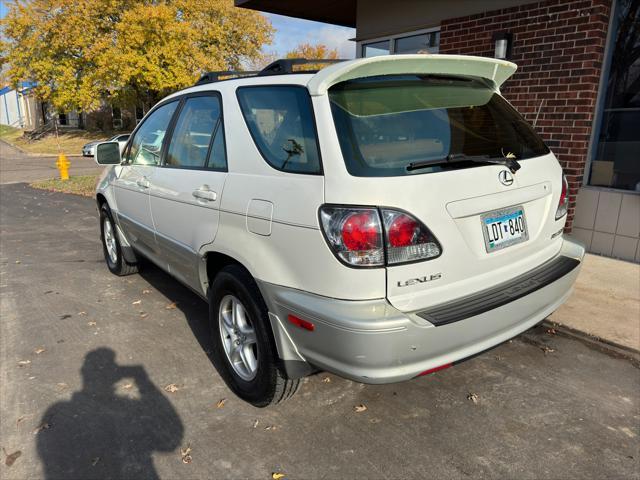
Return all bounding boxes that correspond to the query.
[93,55,584,407]
[82,133,129,157]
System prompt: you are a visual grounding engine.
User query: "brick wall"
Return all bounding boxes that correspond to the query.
[439,0,611,232]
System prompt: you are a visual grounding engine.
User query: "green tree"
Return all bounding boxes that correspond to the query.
[1,0,273,112]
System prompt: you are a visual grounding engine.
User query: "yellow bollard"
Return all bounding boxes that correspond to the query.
[56,153,70,181]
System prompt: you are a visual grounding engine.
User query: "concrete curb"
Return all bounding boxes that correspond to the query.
[542,319,640,366]
[0,138,84,157]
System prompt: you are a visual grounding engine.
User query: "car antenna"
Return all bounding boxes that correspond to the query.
[533,98,545,128]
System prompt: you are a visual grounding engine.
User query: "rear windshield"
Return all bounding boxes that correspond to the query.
[329,75,549,177]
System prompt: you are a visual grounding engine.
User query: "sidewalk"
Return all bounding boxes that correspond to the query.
[549,252,640,353]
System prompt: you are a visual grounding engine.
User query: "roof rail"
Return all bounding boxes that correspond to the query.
[195,70,260,85]
[259,58,346,76]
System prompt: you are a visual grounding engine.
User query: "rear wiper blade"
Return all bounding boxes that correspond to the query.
[407,153,521,173]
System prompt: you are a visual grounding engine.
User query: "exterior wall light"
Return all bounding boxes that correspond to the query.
[493,32,513,60]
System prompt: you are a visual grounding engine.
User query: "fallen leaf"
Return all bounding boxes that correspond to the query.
[77,311,87,316]
[272,472,286,480]
[2,448,21,467]
[87,321,97,326]
[32,422,51,435]
[216,398,226,408]
[165,302,177,310]
[139,312,148,319]
[467,393,479,404]
[34,347,46,355]
[142,289,151,294]
[15,260,21,264]
[164,383,179,393]
[252,419,259,429]
[541,346,555,355]
[354,404,367,413]
[264,425,277,431]
[132,300,142,305]
[322,377,331,383]
[91,457,100,466]
[17,360,31,367]
[180,444,192,464]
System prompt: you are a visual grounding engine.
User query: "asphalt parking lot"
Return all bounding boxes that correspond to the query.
[1,182,639,480]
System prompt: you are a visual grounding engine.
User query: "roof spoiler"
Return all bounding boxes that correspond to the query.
[306,54,517,95]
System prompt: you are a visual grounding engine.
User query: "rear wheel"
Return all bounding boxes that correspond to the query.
[209,264,299,407]
[99,203,138,276]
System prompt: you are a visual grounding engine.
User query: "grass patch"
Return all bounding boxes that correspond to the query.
[31,175,99,197]
[1,126,110,156]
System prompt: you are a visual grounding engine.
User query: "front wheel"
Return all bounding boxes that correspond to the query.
[99,204,138,276]
[209,264,299,407]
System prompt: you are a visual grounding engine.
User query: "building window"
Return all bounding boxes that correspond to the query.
[589,0,640,192]
[360,28,440,58]
[112,106,123,129]
[362,40,390,57]
[395,31,440,54]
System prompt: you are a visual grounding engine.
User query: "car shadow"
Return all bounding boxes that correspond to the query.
[36,348,184,480]
[137,259,217,364]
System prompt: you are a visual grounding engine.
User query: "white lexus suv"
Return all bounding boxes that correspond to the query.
[94,55,584,407]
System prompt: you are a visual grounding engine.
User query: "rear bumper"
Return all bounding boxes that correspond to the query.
[259,237,585,383]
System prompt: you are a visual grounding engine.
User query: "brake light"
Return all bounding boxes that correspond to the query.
[319,206,441,267]
[555,174,569,220]
[382,209,441,265]
[319,206,384,267]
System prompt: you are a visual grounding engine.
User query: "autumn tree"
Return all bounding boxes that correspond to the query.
[1,0,273,112]
[285,43,339,60]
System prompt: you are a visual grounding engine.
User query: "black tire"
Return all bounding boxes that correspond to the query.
[99,203,138,276]
[209,264,300,407]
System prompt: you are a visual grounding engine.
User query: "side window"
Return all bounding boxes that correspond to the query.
[165,95,226,170]
[237,86,321,174]
[127,101,178,165]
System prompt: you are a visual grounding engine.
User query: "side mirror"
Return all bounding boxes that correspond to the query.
[95,141,122,165]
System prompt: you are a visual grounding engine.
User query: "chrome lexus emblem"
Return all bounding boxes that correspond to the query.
[499,170,514,186]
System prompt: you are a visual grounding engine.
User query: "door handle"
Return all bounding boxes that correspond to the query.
[192,187,217,202]
[136,177,150,189]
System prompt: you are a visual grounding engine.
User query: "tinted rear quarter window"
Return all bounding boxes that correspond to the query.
[237,86,321,174]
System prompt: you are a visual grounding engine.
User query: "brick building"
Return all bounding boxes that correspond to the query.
[237,0,640,262]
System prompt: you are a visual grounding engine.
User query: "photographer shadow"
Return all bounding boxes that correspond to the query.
[37,348,184,480]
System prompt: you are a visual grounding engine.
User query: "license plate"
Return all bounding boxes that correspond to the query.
[481,206,528,252]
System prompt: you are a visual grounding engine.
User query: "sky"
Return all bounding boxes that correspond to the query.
[264,13,356,59]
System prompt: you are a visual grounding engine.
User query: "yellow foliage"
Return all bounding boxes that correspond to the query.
[285,43,339,60]
[1,0,273,112]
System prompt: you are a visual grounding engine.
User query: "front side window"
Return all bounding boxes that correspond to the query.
[127,101,178,165]
[165,95,226,170]
[329,75,549,177]
[237,86,321,174]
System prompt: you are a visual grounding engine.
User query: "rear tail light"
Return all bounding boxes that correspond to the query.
[319,206,384,267]
[555,174,569,220]
[381,209,441,265]
[319,206,441,267]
